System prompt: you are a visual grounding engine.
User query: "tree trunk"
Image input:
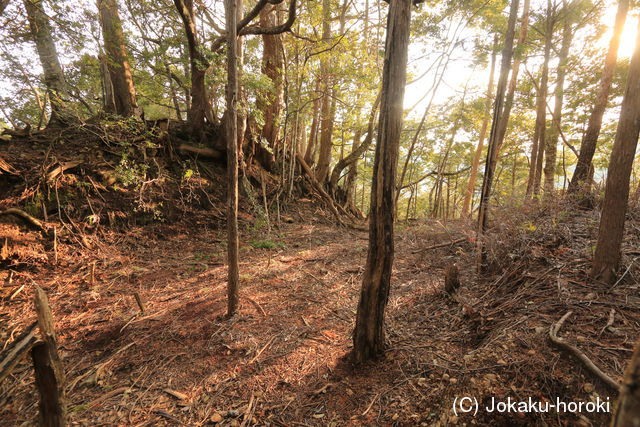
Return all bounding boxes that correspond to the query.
[433,94,466,218]
[236,0,247,160]
[225,0,240,316]
[612,340,640,426]
[569,0,629,195]
[493,0,530,159]
[461,35,498,217]
[315,0,334,183]
[99,54,116,114]
[352,0,411,363]
[97,0,138,117]
[477,0,520,267]
[543,12,572,194]
[259,3,284,148]
[328,93,380,191]
[23,0,76,127]
[174,0,208,138]
[526,5,552,197]
[304,77,322,166]
[591,19,640,284]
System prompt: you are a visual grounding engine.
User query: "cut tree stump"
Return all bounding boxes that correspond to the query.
[444,263,460,295]
[33,285,67,427]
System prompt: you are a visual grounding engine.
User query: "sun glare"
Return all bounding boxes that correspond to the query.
[601,9,638,59]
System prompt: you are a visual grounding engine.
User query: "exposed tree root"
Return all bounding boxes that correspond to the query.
[295,153,355,228]
[0,208,46,230]
[549,310,620,392]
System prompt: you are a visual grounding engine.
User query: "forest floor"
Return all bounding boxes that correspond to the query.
[2,200,640,426]
[1,125,639,426]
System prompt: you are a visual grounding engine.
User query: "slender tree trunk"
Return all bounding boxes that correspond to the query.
[396,47,452,207]
[353,0,411,364]
[544,12,572,194]
[477,0,520,267]
[174,0,208,138]
[592,19,640,284]
[526,6,552,197]
[304,78,322,166]
[225,0,240,316]
[433,98,466,217]
[461,35,498,217]
[569,0,629,194]
[236,0,247,160]
[493,0,530,159]
[329,93,380,191]
[97,0,138,117]
[259,3,284,148]
[315,0,334,183]
[344,144,359,213]
[23,0,76,127]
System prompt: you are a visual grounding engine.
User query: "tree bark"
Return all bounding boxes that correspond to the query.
[174,0,209,138]
[461,35,498,217]
[23,0,76,127]
[592,18,640,284]
[33,286,66,427]
[97,0,138,117]
[328,93,380,191]
[304,77,322,166]
[352,0,411,363]
[236,0,247,161]
[225,0,240,316]
[477,0,520,268]
[543,11,572,194]
[569,0,629,195]
[526,3,552,197]
[315,0,334,184]
[493,0,530,160]
[612,340,640,426]
[259,3,285,148]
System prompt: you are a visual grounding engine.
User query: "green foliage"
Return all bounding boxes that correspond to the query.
[114,154,148,188]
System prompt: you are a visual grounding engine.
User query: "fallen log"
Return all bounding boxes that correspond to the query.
[178,143,223,159]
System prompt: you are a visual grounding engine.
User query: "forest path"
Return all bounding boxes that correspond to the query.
[1,213,626,425]
[2,217,476,425]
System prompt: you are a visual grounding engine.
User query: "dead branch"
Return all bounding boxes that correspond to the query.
[178,143,223,159]
[599,309,615,336]
[248,336,276,364]
[87,386,132,408]
[243,296,266,316]
[549,311,620,392]
[46,160,83,182]
[0,208,46,230]
[411,237,467,254]
[0,156,18,175]
[0,322,37,384]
